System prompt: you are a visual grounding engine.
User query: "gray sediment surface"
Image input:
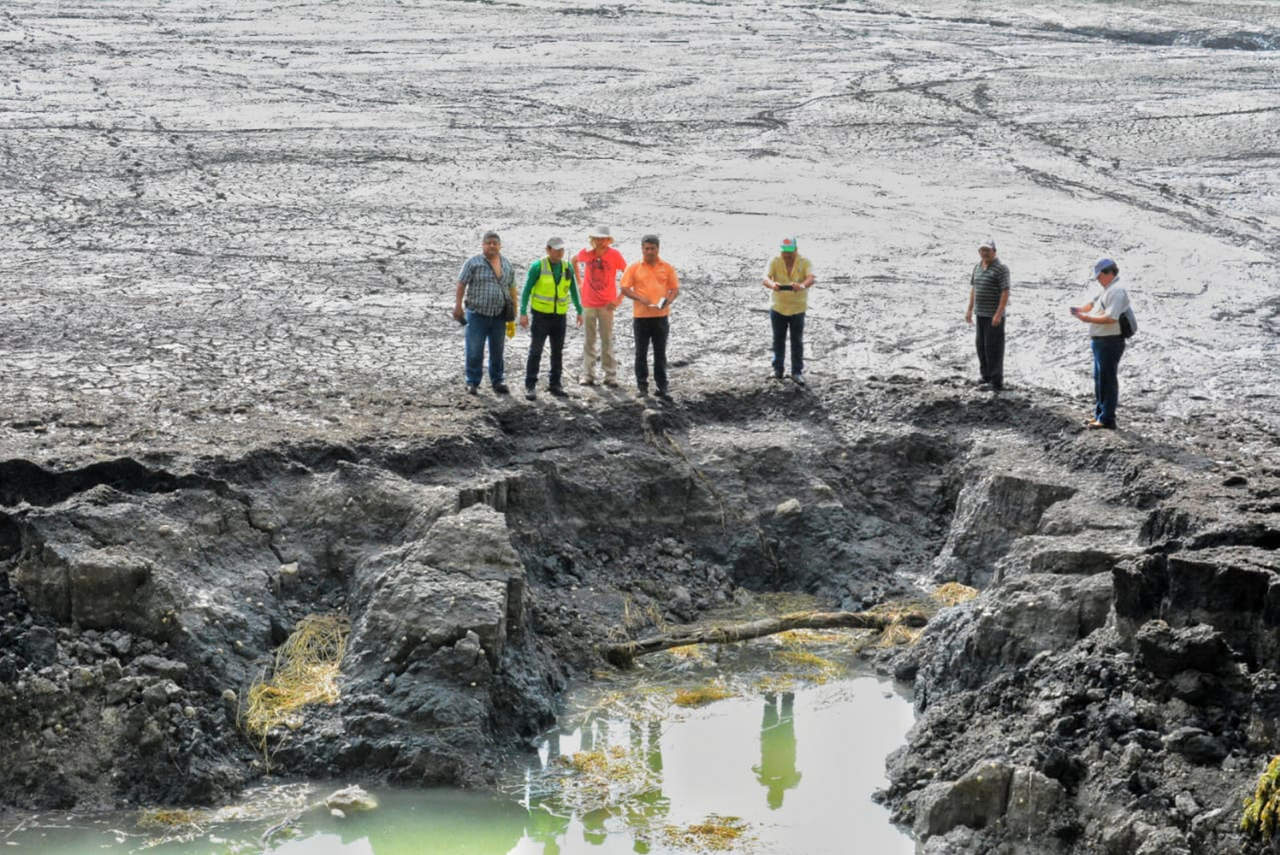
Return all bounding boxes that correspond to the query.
[2,1,1279,853]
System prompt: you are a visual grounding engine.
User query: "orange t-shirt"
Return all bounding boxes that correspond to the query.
[621,259,680,318]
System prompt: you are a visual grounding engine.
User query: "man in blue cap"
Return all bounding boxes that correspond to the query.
[1071,258,1135,429]
[965,238,1010,391]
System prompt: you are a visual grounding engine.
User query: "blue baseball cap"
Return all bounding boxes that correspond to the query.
[1093,258,1118,277]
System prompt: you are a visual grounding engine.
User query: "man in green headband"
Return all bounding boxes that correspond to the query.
[762,237,815,385]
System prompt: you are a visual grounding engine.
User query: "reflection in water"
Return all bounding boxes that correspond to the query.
[753,692,802,809]
[0,676,914,854]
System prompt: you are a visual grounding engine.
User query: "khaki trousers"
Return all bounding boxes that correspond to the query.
[582,306,617,381]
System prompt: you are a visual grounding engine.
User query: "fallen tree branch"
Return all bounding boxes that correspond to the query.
[599,609,929,669]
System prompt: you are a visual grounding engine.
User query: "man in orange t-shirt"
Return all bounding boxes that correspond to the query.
[619,234,680,400]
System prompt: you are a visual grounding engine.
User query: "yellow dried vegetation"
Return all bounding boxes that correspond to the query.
[774,628,848,645]
[1243,755,1280,839]
[136,808,203,829]
[672,683,733,707]
[877,623,924,647]
[241,614,349,751]
[668,644,706,661]
[772,648,843,683]
[553,745,662,815]
[661,814,750,852]
[932,582,979,608]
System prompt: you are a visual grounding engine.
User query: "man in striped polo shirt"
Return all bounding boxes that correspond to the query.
[964,238,1010,392]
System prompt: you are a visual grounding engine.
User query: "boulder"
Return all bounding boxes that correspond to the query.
[913,759,1013,839]
[1133,620,1233,678]
[1162,727,1226,765]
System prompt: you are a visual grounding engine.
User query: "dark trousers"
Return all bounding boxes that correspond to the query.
[975,315,1005,388]
[770,310,805,377]
[1091,336,1125,427]
[524,310,566,389]
[633,316,669,392]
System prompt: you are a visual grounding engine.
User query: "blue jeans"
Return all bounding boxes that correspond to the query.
[1091,336,1125,427]
[464,309,506,386]
[770,310,805,377]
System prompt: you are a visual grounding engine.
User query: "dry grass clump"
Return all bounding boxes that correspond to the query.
[753,674,797,694]
[774,628,848,645]
[673,683,733,707]
[661,814,750,851]
[242,614,349,746]
[668,644,706,661]
[552,745,662,815]
[136,808,203,829]
[932,582,979,608]
[877,623,924,648]
[772,649,843,683]
[1243,755,1280,839]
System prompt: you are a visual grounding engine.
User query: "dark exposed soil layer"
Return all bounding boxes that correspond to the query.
[2,377,1278,855]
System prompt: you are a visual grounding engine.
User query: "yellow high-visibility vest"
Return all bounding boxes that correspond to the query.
[529,258,572,315]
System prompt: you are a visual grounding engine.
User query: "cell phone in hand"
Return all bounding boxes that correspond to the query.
[1069,307,1079,316]
[777,285,794,291]
[654,296,667,309]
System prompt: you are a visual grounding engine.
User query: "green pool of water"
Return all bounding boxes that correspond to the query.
[0,673,914,854]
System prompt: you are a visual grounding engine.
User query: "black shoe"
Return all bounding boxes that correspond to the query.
[524,387,536,401]
[549,385,567,397]
[465,384,478,395]
[791,373,806,387]
[493,383,510,395]
[976,381,992,391]
[636,386,649,398]
[656,388,672,401]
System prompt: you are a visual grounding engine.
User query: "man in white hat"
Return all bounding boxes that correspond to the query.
[573,227,627,386]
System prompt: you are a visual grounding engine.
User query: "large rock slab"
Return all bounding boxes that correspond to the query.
[1115,546,1280,670]
[913,572,1113,708]
[933,473,1075,587]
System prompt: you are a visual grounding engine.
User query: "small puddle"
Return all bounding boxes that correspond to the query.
[1,633,916,854]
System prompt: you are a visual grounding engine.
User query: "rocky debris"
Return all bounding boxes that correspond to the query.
[0,371,1277,855]
[880,432,1280,855]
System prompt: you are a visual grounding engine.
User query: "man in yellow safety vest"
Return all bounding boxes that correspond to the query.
[519,237,583,400]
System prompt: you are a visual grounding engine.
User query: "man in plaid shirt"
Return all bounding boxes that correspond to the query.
[453,231,517,395]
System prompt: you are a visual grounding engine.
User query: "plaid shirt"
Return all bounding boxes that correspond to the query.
[458,254,514,316]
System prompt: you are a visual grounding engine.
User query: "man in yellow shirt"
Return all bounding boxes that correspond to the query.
[762,237,815,385]
[619,234,680,400]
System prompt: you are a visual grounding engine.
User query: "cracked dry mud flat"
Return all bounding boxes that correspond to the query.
[0,0,1277,460]
[1,1,1280,854]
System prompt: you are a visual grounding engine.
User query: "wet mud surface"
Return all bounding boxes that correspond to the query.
[1,0,1278,463]
[2,1,1280,853]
